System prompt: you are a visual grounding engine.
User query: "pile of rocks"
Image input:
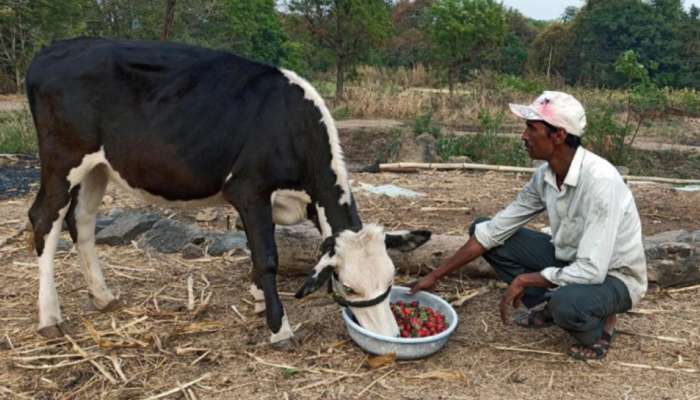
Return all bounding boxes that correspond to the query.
[87,209,247,259]
[644,229,700,288]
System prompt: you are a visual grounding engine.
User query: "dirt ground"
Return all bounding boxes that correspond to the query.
[1,169,699,400]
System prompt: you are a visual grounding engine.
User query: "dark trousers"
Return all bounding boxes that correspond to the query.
[470,217,632,346]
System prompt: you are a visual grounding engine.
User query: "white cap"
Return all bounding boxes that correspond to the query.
[509,91,587,137]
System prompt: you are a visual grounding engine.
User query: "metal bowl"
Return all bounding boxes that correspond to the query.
[341,286,459,360]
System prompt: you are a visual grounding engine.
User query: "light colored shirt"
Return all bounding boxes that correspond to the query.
[474,147,647,305]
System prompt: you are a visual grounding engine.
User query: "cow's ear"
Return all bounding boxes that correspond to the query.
[295,253,336,299]
[385,230,432,252]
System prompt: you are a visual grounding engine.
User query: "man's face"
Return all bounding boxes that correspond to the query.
[521,121,557,160]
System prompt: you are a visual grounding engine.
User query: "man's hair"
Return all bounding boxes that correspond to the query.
[542,120,581,150]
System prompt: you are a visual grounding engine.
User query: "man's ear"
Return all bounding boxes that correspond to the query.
[385,230,432,253]
[295,253,336,299]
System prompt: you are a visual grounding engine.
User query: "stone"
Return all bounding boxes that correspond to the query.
[96,212,160,246]
[644,230,689,245]
[448,155,473,163]
[181,243,205,259]
[56,238,73,252]
[678,229,700,244]
[139,219,202,253]
[205,232,248,256]
[645,241,695,260]
[648,254,700,288]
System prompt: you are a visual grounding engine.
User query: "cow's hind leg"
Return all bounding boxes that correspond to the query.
[28,176,72,338]
[65,166,119,311]
[224,187,295,349]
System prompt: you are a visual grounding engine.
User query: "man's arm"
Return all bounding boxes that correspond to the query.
[408,235,487,294]
[409,173,546,294]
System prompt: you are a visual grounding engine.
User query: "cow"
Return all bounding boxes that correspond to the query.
[25,37,430,347]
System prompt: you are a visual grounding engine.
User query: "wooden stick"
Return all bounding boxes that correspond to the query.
[420,207,471,212]
[616,362,698,374]
[231,305,247,322]
[492,346,564,356]
[617,330,691,345]
[292,374,351,393]
[14,357,97,370]
[378,162,700,184]
[65,335,118,385]
[355,369,394,399]
[143,373,211,400]
[667,284,700,294]
[0,385,32,400]
[450,288,488,307]
[108,354,129,383]
[187,274,195,311]
[189,350,211,366]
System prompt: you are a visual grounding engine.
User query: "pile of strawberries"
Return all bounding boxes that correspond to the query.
[391,300,448,338]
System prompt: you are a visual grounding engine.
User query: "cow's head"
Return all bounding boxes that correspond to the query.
[295,224,431,337]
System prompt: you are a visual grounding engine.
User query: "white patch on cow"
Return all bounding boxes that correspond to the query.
[270,314,294,343]
[69,147,227,208]
[279,68,351,205]
[312,252,336,277]
[334,224,399,337]
[315,204,333,238]
[74,168,116,309]
[271,189,310,226]
[67,150,107,190]
[38,205,69,330]
[387,230,410,237]
[249,283,266,314]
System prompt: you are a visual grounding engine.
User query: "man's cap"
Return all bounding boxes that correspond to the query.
[509,91,587,137]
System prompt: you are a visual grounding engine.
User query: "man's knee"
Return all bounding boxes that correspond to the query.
[468,216,490,236]
[547,287,596,330]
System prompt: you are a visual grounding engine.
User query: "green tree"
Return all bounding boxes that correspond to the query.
[427,0,507,94]
[499,9,540,75]
[222,0,290,65]
[526,22,575,81]
[382,0,433,68]
[0,0,90,92]
[286,0,393,100]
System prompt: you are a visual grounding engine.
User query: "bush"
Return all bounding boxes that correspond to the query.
[436,108,529,166]
[584,107,630,165]
[413,112,442,138]
[495,74,546,95]
[0,108,37,154]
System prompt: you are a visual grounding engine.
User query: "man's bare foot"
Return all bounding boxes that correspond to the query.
[568,314,618,360]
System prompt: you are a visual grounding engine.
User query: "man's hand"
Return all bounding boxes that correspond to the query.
[408,273,437,295]
[499,272,556,324]
[499,276,526,324]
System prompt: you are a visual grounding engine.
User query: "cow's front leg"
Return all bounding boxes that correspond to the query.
[226,190,295,349]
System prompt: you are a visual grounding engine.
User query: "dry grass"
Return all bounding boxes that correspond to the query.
[1,171,700,399]
[332,66,700,144]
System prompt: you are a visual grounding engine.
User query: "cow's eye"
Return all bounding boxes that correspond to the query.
[342,284,356,295]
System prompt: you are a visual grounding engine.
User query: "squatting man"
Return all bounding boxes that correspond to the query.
[410,91,647,360]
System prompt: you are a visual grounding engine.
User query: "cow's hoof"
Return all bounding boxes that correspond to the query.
[270,337,297,352]
[37,322,69,339]
[96,298,123,313]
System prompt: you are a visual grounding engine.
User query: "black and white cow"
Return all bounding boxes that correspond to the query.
[26,37,430,346]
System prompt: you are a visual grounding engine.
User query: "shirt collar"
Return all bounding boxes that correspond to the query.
[544,146,586,189]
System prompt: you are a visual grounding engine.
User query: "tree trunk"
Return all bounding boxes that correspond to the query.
[447,64,454,97]
[335,56,345,101]
[161,0,177,41]
[274,223,497,280]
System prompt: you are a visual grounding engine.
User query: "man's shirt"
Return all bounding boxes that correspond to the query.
[474,147,647,305]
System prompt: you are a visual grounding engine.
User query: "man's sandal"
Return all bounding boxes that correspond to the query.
[568,330,615,361]
[513,309,554,329]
